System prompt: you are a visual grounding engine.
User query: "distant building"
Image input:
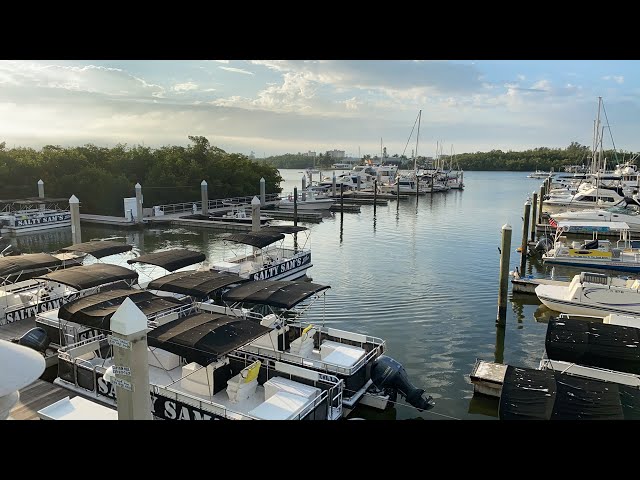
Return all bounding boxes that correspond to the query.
[302,151,317,157]
[326,149,345,159]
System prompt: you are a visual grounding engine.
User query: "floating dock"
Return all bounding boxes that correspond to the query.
[330,204,361,213]
[263,210,324,222]
[80,214,139,227]
[469,359,507,398]
[511,276,569,295]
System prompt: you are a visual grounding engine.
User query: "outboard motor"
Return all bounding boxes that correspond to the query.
[534,235,554,253]
[370,355,435,411]
[14,327,50,354]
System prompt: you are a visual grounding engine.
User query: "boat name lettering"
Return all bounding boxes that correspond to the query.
[15,213,71,227]
[151,393,219,420]
[4,291,83,323]
[108,336,131,350]
[251,253,311,281]
[96,376,117,399]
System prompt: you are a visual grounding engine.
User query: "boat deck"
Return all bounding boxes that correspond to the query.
[469,359,507,398]
[10,379,77,420]
[511,277,569,294]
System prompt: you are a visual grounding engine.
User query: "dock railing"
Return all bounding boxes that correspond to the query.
[153,194,281,216]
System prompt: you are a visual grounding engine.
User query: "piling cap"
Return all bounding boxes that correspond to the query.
[260,177,265,183]
[110,297,147,335]
[37,179,44,185]
[502,223,512,230]
[135,182,142,189]
[251,196,261,205]
[69,194,80,204]
[201,180,208,186]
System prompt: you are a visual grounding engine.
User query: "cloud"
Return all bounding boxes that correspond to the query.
[214,60,230,64]
[219,66,254,75]
[603,75,624,84]
[172,81,198,92]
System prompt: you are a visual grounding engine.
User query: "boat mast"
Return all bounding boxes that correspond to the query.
[414,110,421,174]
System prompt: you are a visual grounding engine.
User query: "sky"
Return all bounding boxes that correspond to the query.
[1,59,639,158]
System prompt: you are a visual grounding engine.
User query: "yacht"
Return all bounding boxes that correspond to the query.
[550,196,640,232]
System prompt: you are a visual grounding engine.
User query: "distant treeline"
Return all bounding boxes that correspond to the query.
[261,143,638,171]
[0,136,282,216]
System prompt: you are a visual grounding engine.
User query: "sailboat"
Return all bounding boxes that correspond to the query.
[387,110,428,195]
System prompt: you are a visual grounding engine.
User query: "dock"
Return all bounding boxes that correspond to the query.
[262,210,324,222]
[330,204,361,213]
[469,359,507,398]
[80,213,139,227]
[511,276,569,294]
[9,379,77,420]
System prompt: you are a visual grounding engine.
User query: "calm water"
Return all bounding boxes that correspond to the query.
[5,170,573,420]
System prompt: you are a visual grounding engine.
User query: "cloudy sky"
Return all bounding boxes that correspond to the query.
[1,60,638,157]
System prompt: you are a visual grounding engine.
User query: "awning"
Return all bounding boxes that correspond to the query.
[147,312,271,365]
[499,364,640,420]
[59,288,187,329]
[223,231,285,249]
[222,280,330,309]
[127,249,206,272]
[260,225,308,234]
[147,270,249,298]
[0,197,69,205]
[545,317,640,374]
[59,240,133,259]
[0,253,63,278]
[34,263,139,290]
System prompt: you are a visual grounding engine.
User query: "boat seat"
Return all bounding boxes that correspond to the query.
[148,347,181,370]
[226,360,261,403]
[180,361,221,397]
[247,391,313,420]
[289,325,316,358]
[263,376,319,401]
[320,340,366,367]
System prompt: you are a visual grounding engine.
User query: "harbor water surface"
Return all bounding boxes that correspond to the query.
[6,170,574,420]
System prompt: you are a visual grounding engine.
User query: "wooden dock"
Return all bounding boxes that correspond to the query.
[330,204,361,213]
[469,359,507,398]
[80,213,139,227]
[10,380,77,420]
[263,210,324,222]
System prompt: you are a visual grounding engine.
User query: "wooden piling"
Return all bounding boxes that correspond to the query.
[373,180,377,215]
[293,187,298,227]
[497,223,512,325]
[520,199,531,274]
[538,185,545,224]
[530,192,538,242]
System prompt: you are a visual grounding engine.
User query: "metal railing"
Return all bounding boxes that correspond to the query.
[152,194,281,216]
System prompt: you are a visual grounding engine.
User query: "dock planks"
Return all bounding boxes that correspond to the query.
[10,380,77,420]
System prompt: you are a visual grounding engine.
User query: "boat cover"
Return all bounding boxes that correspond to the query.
[499,365,640,420]
[223,231,285,249]
[58,288,187,329]
[222,280,330,309]
[127,249,206,272]
[260,225,308,234]
[59,240,133,259]
[147,270,249,298]
[147,312,270,365]
[546,318,640,374]
[34,264,139,290]
[0,253,63,278]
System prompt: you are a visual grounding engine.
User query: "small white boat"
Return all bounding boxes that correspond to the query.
[528,170,554,179]
[543,185,626,209]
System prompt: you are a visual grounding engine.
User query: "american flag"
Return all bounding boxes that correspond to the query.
[548,217,558,228]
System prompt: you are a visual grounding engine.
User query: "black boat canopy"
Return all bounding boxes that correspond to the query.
[34,263,139,290]
[224,231,285,249]
[59,288,187,329]
[147,312,271,365]
[59,240,133,259]
[147,270,249,298]
[222,280,330,309]
[127,249,206,272]
[0,197,69,205]
[260,225,308,235]
[0,253,63,278]
[545,317,640,374]
[499,364,640,420]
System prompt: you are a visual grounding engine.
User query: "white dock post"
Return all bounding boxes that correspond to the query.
[135,183,143,224]
[520,199,531,275]
[301,175,307,201]
[69,194,82,245]
[251,196,261,232]
[497,223,512,325]
[260,177,266,206]
[37,179,45,211]
[201,180,208,216]
[332,173,336,197]
[109,297,152,420]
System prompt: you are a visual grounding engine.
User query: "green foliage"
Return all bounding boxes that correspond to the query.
[0,138,283,216]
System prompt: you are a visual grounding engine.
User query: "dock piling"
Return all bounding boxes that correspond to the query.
[340,184,344,213]
[332,174,336,197]
[357,176,361,191]
[251,196,261,232]
[201,180,208,216]
[293,187,298,227]
[520,198,531,274]
[396,181,400,208]
[530,192,538,242]
[135,183,143,225]
[260,177,265,207]
[538,185,544,224]
[37,179,45,211]
[301,175,307,201]
[497,223,512,325]
[373,180,377,215]
[69,194,81,244]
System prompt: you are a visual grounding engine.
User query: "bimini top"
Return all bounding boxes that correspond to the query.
[224,231,285,249]
[0,197,69,205]
[127,249,206,272]
[59,288,187,329]
[147,312,270,365]
[59,240,133,259]
[147,270,249,298]
[0,253,63,279]
[545,317,640,375]
[498,364,640,420]
[222,280,330,309]
[260,225,308,235]
[34,263,139,290]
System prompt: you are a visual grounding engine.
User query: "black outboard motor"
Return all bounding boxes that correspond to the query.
[14,327,50,354]
[534,235,554,253]
[370,355,435,411]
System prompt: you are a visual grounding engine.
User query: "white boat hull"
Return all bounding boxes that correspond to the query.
[536,283,640,317]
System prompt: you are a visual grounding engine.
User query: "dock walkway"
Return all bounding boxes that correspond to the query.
[10,380,77,420]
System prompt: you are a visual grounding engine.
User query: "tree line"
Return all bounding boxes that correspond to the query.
[0,136,282,216]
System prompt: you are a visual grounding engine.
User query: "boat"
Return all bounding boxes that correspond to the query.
[550,196,640,232]
[331,162,351,169]
[541,220,640,272]
[210,225,312,281]
[535,270,640,317]
[542,184,626,209]
[0,240,133,326]
[527,170,554,179]
[0,197,72,236]
[126,248,206,288]
[0,338,46,420]
[220,279,435,414]
[277,191,335,210]
[208,201,273,225]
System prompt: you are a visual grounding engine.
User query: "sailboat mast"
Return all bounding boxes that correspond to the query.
[414,110,421,172]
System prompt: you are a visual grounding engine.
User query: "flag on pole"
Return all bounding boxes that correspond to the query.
[549,217,558,228]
